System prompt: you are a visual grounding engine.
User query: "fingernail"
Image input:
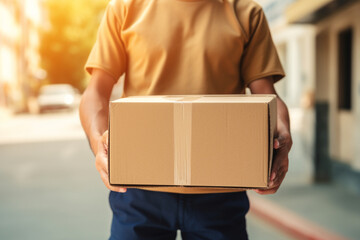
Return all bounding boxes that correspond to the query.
[271,172,276,181]
[276,138,281,148]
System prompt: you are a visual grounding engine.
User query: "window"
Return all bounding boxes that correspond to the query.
[338,28,352,110]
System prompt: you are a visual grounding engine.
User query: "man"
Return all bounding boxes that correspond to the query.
[80,0,292,239]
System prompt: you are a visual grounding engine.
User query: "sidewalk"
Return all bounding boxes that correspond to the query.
[0,110,85,145]
[249,181,360,240]
[0,107,11,122]
[248,126,360,240]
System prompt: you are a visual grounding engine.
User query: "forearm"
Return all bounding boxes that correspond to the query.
[79,70,125,192]
[79,70,116,155]
[276,96,290,133]
[79,89,110,155]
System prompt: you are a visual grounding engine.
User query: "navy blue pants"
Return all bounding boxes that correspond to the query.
[109,189,249,240]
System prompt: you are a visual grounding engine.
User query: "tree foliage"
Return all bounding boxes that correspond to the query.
[39,0,108,91]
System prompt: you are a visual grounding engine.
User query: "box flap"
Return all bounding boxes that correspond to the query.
[190,102,269,188]
[109,102,175,185]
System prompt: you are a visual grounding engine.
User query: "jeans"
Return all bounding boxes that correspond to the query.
[109,189,249,240]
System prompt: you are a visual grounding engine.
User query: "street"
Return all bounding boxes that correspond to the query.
[2,0,360,238]
[0,111,294,240]
[0,139,111,239]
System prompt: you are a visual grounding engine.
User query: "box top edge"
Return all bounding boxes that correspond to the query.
[111,94,276,103]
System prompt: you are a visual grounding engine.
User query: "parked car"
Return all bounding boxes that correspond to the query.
[37,84,78,113]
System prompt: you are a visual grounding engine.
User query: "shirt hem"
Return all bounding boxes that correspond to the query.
[85,63,121,81]
[244,71,285,88]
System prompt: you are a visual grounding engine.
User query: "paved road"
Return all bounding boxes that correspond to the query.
[0,139,111,239]
[0,111,294,239]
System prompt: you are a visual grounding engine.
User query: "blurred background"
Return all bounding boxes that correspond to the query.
[0,0,359,239]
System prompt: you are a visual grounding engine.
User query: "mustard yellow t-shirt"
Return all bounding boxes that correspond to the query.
[85,0,285,194]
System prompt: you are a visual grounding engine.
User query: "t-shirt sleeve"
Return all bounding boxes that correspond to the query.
[85,2,126,80]
[240,9,285,87]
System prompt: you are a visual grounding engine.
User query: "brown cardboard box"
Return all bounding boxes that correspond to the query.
[109,95,277,189]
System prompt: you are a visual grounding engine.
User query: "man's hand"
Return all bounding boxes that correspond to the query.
[248,77,292,195]
[96,130,127,193]
[254,121,292,195]
[79,69,127,193]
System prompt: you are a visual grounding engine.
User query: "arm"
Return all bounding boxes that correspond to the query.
[79,68,126,192]
[248,77,293,194]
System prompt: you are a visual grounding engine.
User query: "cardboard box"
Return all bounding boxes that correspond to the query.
[109,95,277,189]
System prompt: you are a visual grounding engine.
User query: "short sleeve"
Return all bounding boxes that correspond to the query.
[85,2,126,80]
[240,9,285,87]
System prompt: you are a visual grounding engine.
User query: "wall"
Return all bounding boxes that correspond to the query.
[0,0,43,113]
[315,2,360,170]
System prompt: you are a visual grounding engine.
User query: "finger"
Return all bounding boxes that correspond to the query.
[96,142,109,173]
[273,138,280,149]
[275,133,293,151]
[97,137,107,157]
[269,165,287,187]
[95,149,108,172]
[271,141,286,179]
[104,130,109,147]
[269,166,287,188]
[270,149,288,180]
[110,186,127,193]
[254,189,273,195]
[274,134,288,148]
[269,167,284,186]
[268,154,288,189]
[254,187,279,195]
[256,171,285,194]
[99,169,127,193]
[102,131,108,150]
[97,150,126,193]
[270,172,276,182]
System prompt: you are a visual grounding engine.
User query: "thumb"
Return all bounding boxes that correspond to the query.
[274,138,280,149]
[102,130,109,148]
[274,134,287,150]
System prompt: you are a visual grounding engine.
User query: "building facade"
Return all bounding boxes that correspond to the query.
[257,0,360,192]
[0,0,22,112]
[0,0,44,114]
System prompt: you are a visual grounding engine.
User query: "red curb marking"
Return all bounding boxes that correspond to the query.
[248,194,349,240]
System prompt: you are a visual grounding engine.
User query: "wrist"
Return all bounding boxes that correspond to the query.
[89,133,103,156]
